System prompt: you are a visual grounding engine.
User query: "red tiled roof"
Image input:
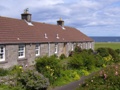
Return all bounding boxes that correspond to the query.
[0,16,93,44]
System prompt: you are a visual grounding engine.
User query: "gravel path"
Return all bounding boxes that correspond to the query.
[52,73,95,90]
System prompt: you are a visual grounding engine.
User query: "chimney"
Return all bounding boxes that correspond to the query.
[21,8,31,22]
[57,18,64,26]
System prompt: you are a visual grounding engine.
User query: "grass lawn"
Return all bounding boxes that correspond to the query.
[95,42,120,50]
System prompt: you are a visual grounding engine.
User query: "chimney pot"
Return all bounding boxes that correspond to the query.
[57,18,64,26]
[21,8,32,22]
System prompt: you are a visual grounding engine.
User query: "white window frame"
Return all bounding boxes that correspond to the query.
[71,43,74,51]
[18,45,25,58]
[35,44,40,56]
[89,42,92,49]
[0,46,5,61]
[55,43,58,54]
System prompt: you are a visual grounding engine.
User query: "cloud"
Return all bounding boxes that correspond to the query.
[0,0,120,36]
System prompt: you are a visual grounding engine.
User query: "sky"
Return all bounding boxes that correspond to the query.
[0,0,120,36]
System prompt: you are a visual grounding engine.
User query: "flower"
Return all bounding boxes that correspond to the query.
[91,80,93,82]
[115,71,118,76]
[19,66,22,69]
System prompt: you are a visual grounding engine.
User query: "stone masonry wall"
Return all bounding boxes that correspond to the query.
[0,41,94,68]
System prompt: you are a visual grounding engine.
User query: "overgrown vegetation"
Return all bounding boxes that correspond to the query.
[0,66,50,90]
[77,64,120,90]
[0,45,120,90]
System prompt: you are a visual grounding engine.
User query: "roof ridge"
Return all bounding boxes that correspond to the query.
[0,16,22,21]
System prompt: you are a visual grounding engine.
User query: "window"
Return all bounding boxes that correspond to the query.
[89,43,92,49]
[0,46,5,61]
[71,43,74,51]
[55,43,58,54]
[18,45,25,58]
[35,44,40,56]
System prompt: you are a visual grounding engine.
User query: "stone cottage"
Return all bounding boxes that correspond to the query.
[0,10,94,68]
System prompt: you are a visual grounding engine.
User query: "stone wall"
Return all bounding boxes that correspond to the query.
[0,41,94,68]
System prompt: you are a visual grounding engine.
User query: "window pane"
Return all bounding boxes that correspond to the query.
[0,46,5,61]
[18,45,25,58]
[35,44,40,56]
[0,54,3,59]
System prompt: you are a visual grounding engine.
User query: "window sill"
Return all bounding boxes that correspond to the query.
[18,58,27,61]
[0,61,8,64]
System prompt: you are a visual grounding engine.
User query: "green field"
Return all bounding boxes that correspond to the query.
[95,42,120,50]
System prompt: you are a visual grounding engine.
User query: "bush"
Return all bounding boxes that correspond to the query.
[69,52,95,70]
[0,85,24,90]
[18,69,50,90]
[74,46,82,53]
[0,68,8,76]
[54,70,80,86]
[115,49,120,54]
[107,48,120,63]
[94,55,104,68]
[35,56,62,84]
[60,54,66,60]
[97,48,109,57]
[69,53,84,69]
[77,64,120,90]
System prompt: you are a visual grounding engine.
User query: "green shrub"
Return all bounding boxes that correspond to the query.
[35,56,62,84]
[0,68,8,76]
[94,55,104,67]
[69,52,95,70]
[74,46,82,53]
[9,65,23,76]
[60,54,66,60]
[69,53,84,69]
[53,70,80,86]
[18,69,50,90]
[0,85,24,90]
[77,64,120,90]
[107,48,120,63]
[115,49,120,54]
[97,48,109,57]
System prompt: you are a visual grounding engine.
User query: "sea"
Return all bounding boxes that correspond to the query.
[90,36,120,42]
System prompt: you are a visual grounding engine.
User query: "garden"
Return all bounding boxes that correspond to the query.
[0,46,120,90]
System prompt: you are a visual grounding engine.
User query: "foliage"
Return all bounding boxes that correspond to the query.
[94,54,104,68]
[0,74,17,86]
[69,53,84,69]
[9,65,23,76]
[53,70,80,86]
[69,51,95,70]
[97,48,109,57]
[77,64,120,90]
[115,49,120,54]
[18,69,50,90]
[0,85,24,90]
[0,46,120,89]
[74,46,82,53]
[35,55,62,84]
[107,48,119,62]
[0,68,9,76]
[59,54,66,60]
[0,66,50,90]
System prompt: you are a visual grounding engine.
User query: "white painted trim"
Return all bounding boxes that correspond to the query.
[55,43,58,54]
[0,46,5,61]
[71,43,74,51]
[18,45,25,59]
[35,44,40,56]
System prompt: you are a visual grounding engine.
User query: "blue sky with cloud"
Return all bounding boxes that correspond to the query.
[0,0,120,36]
